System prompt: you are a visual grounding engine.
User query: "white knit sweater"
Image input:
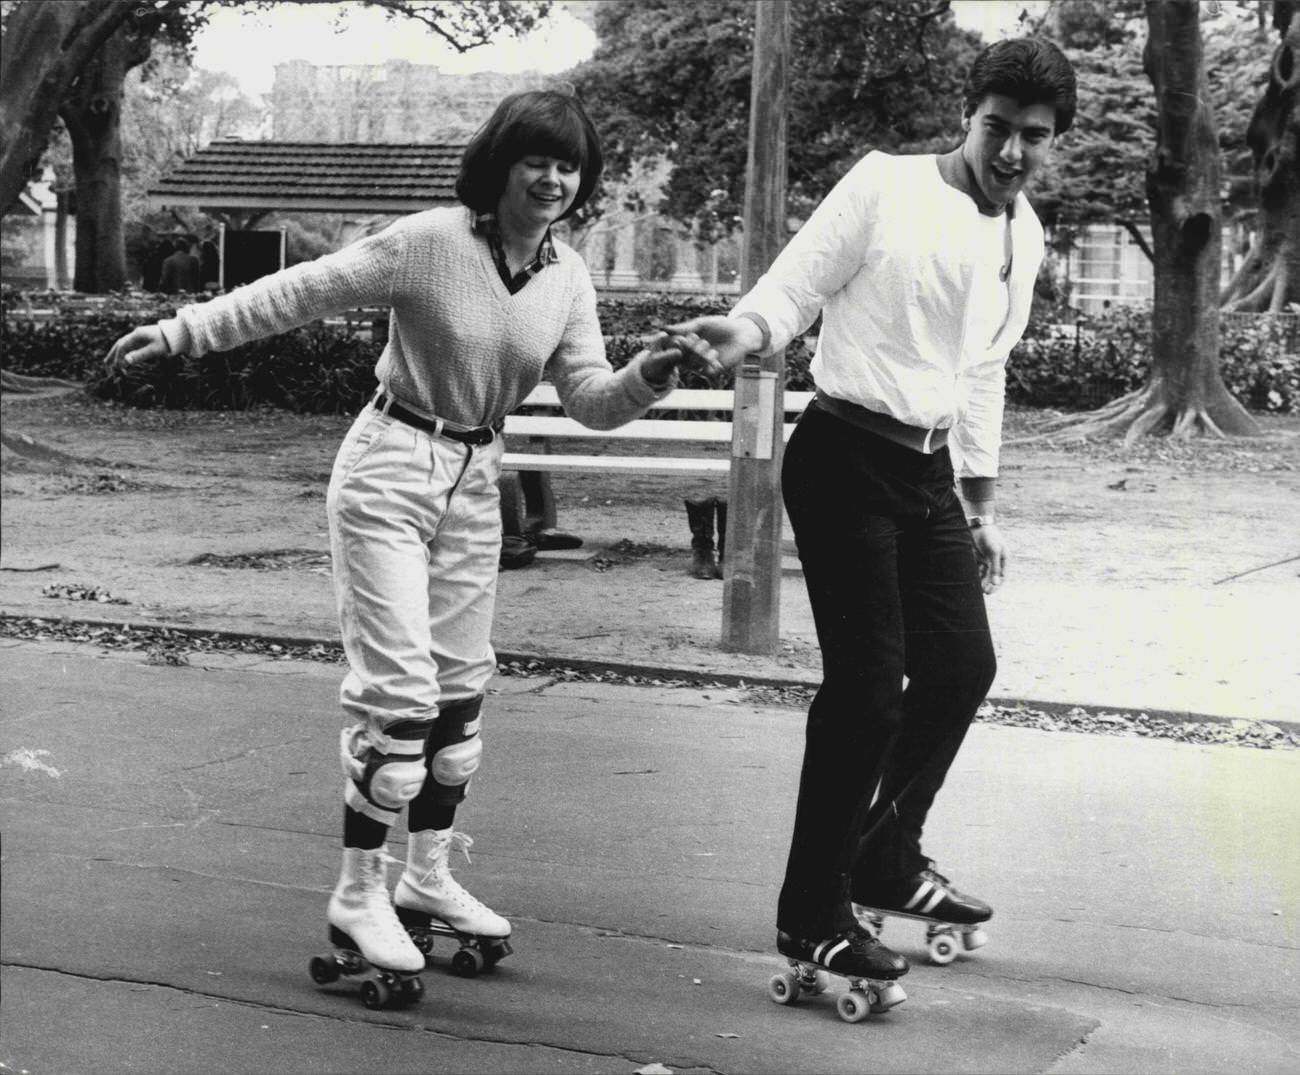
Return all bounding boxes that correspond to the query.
[159,206,668,430]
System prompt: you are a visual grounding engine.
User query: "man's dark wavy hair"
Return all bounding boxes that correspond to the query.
[456,90,603,219]
[963,38,1078,135]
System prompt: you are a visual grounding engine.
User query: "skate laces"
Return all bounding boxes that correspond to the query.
[414,831,475,886]
[920,867,954,893]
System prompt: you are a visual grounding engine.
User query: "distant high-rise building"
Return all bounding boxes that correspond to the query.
[271,61,543,143]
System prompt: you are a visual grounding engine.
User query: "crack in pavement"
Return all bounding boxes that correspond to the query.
[2,962,722,1072]
[959,966,1281,1012]
[174,735,319,773]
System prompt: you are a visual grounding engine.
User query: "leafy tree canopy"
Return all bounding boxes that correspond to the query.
[1029,0,1268,246]
[572,0,982,239]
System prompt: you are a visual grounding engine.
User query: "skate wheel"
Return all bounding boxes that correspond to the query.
[768,970,800,1005]
[451,947,486,978]
[928,932,958,965]
[400,976,424,1005]
[837,991,871,1023]
[872,981,907,1012]
[963,927,988,951]
[309,955,340,985]
[360,978,389,1010]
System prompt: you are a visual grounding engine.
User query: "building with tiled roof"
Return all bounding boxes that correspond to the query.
[146,140,463,215]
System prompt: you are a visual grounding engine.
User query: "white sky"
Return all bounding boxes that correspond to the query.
[192,1,1041,99]
[192,2,599,97]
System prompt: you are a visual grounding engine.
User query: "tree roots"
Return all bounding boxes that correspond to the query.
[1010,385,1245,446]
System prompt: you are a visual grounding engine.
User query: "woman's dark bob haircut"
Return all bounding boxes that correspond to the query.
[963,38,1078,135]
[456,90,604,219]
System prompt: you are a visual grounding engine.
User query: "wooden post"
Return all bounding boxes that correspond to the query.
[722,0,788,655]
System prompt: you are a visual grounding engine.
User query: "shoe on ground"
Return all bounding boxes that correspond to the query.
[499,535,537,569]
[777,926,909,980]
[854,865,992,925]
[531,528,583,551]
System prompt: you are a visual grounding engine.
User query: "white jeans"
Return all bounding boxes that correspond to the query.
[326,404,503,750]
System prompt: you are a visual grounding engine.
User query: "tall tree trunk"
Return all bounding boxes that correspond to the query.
[59,26,148,292]
[1141,0,1254,436]
[1049,1,1259,441]
[0,0,134,220]
[1222,0,1300,312]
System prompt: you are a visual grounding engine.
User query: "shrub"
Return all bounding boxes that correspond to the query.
[1219,313,1300,414]
[9,287,1290,415]
[1007,304,1298,413]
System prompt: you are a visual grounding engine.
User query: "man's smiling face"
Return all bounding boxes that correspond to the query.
[961,93,1057,212]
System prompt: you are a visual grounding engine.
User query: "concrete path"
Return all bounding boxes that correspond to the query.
[2,639,1297,1074]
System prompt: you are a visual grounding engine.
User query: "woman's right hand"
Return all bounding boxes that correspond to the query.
[105,326,169,370]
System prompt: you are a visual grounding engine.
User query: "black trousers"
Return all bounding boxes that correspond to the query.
[777,403,996,936]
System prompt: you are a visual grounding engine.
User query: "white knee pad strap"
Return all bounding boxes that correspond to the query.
[430,736,482,787]
[340,723,429,820]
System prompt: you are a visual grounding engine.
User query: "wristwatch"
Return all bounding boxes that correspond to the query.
[968,514,994,529]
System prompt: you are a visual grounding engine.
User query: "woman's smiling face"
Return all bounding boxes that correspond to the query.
[498,155,581,231]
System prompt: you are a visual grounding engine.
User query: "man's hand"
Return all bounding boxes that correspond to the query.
[971,523,1007,595]
[104,326,169,370]
[664,315,764,370]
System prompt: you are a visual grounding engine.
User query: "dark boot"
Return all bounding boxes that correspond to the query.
[684,497,718,580]
[713,498,727,579]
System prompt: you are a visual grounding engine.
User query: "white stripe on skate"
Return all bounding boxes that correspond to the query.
[903,880,935,911]
[814,938,850,965]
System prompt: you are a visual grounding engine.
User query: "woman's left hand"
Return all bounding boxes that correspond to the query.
[640,328,724,385]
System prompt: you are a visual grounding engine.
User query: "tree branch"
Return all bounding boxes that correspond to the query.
[1117,216,1155,261]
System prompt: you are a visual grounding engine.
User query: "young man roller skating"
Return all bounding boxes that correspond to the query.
[670,38,1078,1001]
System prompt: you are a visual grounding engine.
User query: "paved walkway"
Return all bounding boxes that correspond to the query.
[2,638,1297,1074]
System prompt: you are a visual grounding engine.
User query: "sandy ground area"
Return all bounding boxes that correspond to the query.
[3,389,1298,723]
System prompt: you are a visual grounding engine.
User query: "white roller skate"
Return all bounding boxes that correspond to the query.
[394,828,513,977]
[309,846,425,1008]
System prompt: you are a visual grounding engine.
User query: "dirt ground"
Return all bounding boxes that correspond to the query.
[2,388,1299,723]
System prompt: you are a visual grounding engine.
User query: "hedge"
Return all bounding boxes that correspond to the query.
[1008,303,1300,414]
[1,285,1293,414]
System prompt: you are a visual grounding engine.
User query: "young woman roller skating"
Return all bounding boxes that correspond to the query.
[105,89,720,1007]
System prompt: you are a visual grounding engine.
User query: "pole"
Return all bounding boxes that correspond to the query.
[721,0,789,655]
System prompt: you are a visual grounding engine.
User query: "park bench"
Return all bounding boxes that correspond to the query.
[502,383,815,477]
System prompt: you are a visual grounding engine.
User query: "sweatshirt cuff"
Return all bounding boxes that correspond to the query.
[730,310,772,355]
[158,317,192,357]
[959,476,996,503]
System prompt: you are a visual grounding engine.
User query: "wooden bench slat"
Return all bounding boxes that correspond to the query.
[508,416,730,442]
[519,384,815,414]
[503,453,730,476]
[505,416,800,443]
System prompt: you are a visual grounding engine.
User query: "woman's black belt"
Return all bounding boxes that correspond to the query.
[373,392,500,445]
